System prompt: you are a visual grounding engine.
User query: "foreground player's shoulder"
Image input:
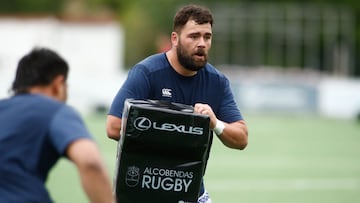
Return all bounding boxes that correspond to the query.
[26,94,64,111]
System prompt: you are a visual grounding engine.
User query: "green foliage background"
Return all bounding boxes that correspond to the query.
[1,0,360,75]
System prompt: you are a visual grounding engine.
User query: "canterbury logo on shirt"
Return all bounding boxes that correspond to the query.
[162,88,172,97]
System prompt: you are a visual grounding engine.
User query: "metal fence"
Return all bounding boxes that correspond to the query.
[210,3,355,76]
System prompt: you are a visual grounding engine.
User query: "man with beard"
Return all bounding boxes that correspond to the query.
[106,4,248,203]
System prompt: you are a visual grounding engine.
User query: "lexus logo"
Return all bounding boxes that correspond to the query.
[133,117,151,131]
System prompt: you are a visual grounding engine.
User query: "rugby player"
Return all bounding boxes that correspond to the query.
[107,4,248,203]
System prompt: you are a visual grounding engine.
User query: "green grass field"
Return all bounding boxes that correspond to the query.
[46,112,360,202]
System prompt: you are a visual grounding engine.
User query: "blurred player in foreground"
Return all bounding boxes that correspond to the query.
[0,47,114,203]
[106,4,248,203]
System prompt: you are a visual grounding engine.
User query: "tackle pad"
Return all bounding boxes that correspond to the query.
[114,99,212,203]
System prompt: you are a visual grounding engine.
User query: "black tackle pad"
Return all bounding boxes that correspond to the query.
[114,99,212,203]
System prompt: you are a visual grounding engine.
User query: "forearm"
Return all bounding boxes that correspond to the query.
[106,127,120,141]
[215,120,248,150]
[79,163,114,203]
[67,140,114,203]
[106,115,121,141]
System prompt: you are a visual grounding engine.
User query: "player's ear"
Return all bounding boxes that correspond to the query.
[171,32,179,46]
[51,75,67,102]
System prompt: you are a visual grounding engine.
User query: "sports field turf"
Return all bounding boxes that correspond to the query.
[46,112,360,202]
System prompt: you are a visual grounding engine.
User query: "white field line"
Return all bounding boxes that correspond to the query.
[206,178,360,191]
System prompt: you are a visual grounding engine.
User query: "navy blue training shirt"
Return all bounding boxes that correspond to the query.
[0,94,92,203]
[109,53,243,123]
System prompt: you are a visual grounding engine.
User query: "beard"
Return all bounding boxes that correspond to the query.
[176,42,207,71]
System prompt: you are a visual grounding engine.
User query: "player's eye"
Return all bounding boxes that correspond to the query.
[204,35,211,41]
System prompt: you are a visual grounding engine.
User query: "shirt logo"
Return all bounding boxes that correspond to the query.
[162,88,172,97]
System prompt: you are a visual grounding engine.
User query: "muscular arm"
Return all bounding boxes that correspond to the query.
[66,139,114,203]
[194,103,248,150]
[216,120,248,149]
[106,115,122,141]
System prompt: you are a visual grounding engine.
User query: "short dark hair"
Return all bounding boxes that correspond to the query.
[173,4,213,33]
[11,47,69,94]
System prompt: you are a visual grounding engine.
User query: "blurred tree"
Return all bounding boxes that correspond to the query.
[0,0,359,75]
[107,0,360,75]
[0,0,65,14]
